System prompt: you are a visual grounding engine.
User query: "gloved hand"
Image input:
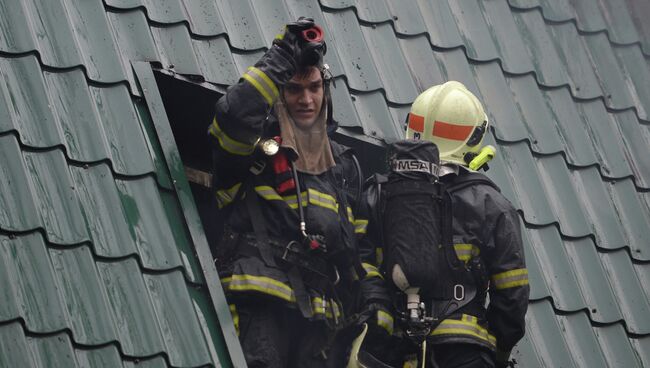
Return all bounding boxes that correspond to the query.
[273,17,326,67]
[495,349,512,368]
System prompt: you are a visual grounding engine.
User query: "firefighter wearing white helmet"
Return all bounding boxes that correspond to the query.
[353,81,529,368]
[406,81,495,170]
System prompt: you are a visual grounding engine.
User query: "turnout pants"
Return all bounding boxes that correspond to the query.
[428,343,496,368]
[236,300,348,368]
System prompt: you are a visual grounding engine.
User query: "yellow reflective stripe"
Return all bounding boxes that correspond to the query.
[242,67,279,106]
[354,219,368,234]
[313,297,327,315]
[209,117,256,156]
[248,66,279,101]
[362,262,383,280]
[308,188,339,213]
[347,207,354,222]
[242,74,273,105]
[454,243,480,262]
[312,297,342,320]
[255,186,283,201]
[221,275,295,302]
[377,310,394,335]
[282,191,308,209]
[329,299,341,319]
[431,314,496,348]
[229,304,239,336]
[491,268,529,290]
[215,183,242,209]
[256,186,342,214]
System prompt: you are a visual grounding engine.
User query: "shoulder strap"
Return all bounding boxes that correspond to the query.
[243,176,278,268]
[330,141,363,213]
[445,171,500,194]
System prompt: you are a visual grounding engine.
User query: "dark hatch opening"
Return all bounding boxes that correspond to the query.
[153,69,224,248]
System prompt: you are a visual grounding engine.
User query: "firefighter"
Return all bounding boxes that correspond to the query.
[208,17,373,367]
[355,81,529,368]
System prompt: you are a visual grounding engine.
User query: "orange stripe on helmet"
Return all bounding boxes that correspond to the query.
[408,113,425,133]
[432,121,474,141]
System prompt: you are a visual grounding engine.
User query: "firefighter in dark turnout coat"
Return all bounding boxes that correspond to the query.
[354,81,529,368]
[208,17,373,367]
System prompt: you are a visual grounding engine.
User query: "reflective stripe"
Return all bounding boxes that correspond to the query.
[453,243,480,263]
[281,191,309,209]
[376,247,383,266]
[308,188,338,213]
[491,268,529,290]
[229,304,239,336]
[312,297,342,320]
[221,275,295,302]
[362,262,383,280]
[377,309,394,335]
[209,117,256,156]
[255,186,340,215]
[431,314,496,348]
[255,186,284,201]
[242,67,279,105]
[354,219,368,234]
[223,277,342,322]
[347,207,354,222]
[215,183,242,209]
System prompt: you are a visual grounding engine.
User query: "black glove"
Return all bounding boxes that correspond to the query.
[273,17,326,67]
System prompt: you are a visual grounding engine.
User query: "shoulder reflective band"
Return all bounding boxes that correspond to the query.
[242,66,279,106]
[377,309,394,335]
[209,117,257,156]
[391,159,439,176]
[491,268,529,290]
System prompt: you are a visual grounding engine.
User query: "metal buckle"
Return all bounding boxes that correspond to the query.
[453,284,465,301]
[332,266,340,285]
[249,160,266,175]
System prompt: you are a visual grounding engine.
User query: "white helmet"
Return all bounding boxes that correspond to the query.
[406,81,489,167]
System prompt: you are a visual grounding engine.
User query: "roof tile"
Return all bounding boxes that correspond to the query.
[415,0,464,49]
[563,237,624,324]
[524,227,585,311]
[359,22,418,103]
[598,250,650,334]
[0,233,69,333]
[322,9,382,92]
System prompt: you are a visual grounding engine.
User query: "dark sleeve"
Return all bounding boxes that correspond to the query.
[357,175,393,307]
[207,44,296,188]
[485,207,530,355]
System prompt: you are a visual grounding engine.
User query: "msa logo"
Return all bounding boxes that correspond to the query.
[392,159,438,176]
